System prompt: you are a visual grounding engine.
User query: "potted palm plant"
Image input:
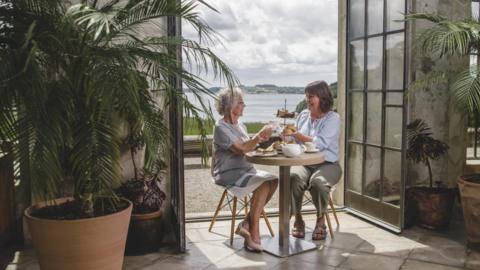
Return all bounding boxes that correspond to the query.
[117,127,167,255]
[405,12,480,248]
[0,0,237,269]
[407,119,453,230]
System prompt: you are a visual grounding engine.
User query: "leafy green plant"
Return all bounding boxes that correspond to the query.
[406,119,449,188]
[404,13,480,115]
[0,0,238,218]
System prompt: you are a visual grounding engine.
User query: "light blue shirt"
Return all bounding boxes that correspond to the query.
[295,110,340,163]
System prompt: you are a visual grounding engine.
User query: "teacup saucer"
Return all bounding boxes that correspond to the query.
[305,149,319,153]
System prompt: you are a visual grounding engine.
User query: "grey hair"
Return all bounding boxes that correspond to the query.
[215,87,244,116]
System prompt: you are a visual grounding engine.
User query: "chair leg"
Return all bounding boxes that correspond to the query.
[209,190,228,232]
[329,195,339,226]
[262,209,274,237]
[325,211,334,239]
[244,196,248,216]
[230,197,237,246]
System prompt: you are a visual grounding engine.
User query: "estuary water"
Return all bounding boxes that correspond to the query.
[185,92,305,123]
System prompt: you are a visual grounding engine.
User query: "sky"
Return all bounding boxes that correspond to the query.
[182,0,338,87]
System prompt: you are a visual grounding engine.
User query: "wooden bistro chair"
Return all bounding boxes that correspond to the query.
[302,185,339,239]
[208,187,275,246]
[209,137,274,245]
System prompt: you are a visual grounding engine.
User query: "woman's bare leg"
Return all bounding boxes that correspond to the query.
[265,179,278,204]
[248,181,271,244]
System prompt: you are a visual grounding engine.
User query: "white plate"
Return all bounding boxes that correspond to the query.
[305,149,320,153]
[251,150,278,157]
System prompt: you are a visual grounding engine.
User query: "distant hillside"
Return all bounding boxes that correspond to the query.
[185,82,337,96]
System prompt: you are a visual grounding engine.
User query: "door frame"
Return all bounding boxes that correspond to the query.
[343,0,408,233]
[168,13,186,252]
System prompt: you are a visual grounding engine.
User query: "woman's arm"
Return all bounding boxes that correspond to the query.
[293,132,313,143]
[293,113,340,150]
[229,125,272,154]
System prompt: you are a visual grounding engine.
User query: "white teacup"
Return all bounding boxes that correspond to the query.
[282,144,304,157]
[304,142,317,152]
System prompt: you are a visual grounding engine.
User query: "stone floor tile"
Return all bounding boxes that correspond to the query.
[466,249,480,270]
[409,234,467,267]
[338,252,405,270]
[400,259,466,270]
[123,252,172,270]
[355,229,427,258]
[6,262,40,270]
[270,259,336,270]
[205,248,286,270]
[287,246,351,267]
[138,256,211,270]
[330,213,376,229]
[173,240,242,265]
[321,228,375,251]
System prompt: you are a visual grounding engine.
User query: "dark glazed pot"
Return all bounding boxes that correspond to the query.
[125,208,164,255]
[412,187,455,230]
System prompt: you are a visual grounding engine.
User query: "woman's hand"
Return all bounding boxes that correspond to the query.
[293,131,313,143]
[256,125,273,141]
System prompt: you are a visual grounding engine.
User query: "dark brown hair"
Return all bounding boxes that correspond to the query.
[304,80,333,113]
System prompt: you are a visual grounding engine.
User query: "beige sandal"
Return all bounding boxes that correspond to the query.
[292,220,305,238]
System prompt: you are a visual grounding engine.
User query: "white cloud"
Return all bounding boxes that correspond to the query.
[183,0,338,87]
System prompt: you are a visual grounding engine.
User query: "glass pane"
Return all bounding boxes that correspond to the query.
[385,107,403,148]
[350,40,365,89]
[349,0,365,39]
[367,36,383,90]
[473,2,479,20]
[386,33,404,90]
[383,150,401,206]
[365,147,381,199]
[366,93,382,145]
[471,54,478,69]
[386,92,403,105]
[368,0,383,35]
[349,92,364,141]
[386,0,405,31]
[347,143,363,193]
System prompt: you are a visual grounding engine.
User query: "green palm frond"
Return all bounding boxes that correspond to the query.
[451,66,480,114]
[1,0,238,216]
[406,12,480,116]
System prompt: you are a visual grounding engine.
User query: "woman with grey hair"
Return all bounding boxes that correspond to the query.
[289,80,342,240]
[213,87,278,252]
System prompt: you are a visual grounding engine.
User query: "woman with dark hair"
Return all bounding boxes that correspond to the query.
[289,80,342,240]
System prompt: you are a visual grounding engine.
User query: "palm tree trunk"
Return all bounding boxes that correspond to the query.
[130,146,138,180]
[426,158,433,188]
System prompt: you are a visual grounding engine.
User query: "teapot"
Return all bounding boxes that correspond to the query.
[282,144,305,157]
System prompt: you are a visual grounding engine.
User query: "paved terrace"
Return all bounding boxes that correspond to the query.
[3,212,480,269]
[2,156,480,269]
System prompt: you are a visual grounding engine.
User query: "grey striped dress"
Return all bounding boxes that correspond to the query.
[212,119,277,198]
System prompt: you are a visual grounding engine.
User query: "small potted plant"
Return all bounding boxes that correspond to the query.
[117,129,167,255]
[407,119,454,230]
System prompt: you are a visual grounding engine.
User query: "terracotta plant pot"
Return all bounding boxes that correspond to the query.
[125,208,164,255]
[24,197,132,270]
[458,175,480,251]
[412,187,455,230]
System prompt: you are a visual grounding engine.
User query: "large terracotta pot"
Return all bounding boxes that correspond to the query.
[412,187,455,230]
[458,175,480,251]
[24,197,132,270]
[125,208,164,255]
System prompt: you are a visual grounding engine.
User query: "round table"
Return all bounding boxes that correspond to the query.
[246,151,325,257]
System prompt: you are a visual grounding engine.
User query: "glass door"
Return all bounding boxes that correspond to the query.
[345,0,406,231]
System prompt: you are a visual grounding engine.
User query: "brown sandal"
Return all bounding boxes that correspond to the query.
[292,220,305,238]
[312,224,327,241]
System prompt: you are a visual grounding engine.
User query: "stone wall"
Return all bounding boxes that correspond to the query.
[406,0,469,188]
